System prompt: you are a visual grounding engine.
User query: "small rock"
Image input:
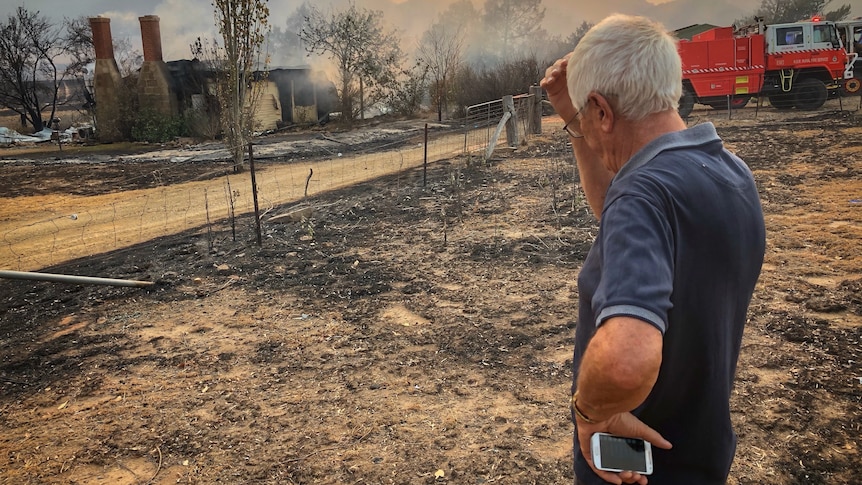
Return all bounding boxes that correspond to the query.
[270,206,314,223]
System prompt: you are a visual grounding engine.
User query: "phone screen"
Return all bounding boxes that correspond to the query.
[595,434,649,472]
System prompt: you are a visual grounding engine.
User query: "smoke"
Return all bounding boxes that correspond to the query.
[254,0,755,88]
[51,0,858,66]
[310,0,753,60]
[152,0,216,60]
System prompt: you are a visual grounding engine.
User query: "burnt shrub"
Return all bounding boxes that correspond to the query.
[131,109,188,143]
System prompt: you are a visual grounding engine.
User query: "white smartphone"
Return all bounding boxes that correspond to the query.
[590,432,653,475]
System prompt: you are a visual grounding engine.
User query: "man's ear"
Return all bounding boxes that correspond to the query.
[589,93,615,133]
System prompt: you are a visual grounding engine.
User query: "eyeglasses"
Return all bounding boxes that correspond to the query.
[563,111,583,138]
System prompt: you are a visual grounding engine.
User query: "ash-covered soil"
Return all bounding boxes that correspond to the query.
[1,106,860,484]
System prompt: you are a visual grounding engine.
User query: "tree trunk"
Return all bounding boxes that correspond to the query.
[48,105,58,132]
[28,109,44,132]
[360,76,365,120]
[340,77,352,123]
[437,77,443,122]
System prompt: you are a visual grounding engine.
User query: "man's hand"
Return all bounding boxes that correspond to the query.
[540,53,614,217]
[540,54,576,123]
[576,412,672,485]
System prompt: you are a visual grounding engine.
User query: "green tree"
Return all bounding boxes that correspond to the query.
[300,2,403,122]
[268,1,312,67]
[212,0,270,171]
[565,21,594,50]
[382,62,428,117]
[752,0,851,24]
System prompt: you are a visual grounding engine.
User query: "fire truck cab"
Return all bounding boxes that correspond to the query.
[834,19,862,94]
[766,21,841,54]
[759,20,850,109]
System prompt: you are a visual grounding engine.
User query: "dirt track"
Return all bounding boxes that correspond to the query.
[0,121,467,271]
[1,103,861,484]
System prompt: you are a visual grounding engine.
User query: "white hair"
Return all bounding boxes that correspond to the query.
[567,14,682,121]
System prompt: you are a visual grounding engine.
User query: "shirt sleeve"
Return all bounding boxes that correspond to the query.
[592,193,674,333]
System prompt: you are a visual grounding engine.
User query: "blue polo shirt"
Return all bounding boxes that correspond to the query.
[573,123,765,484]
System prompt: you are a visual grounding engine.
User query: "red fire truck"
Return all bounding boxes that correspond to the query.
[678,18,857,116]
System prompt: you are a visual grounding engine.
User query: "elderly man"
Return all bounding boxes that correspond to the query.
[540,14,765,485]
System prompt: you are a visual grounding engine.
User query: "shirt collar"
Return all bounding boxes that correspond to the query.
[613,122,721,184]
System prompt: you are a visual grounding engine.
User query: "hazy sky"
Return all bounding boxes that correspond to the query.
[3,0,862,63]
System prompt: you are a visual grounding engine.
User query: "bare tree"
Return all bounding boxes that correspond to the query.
[64,16,143,77]
[454,57,543,110]
[433,0,483,65]
[212,0,270,171]
[300,2,403,122]
[0,7,77,132]
[113,39,144,78]
[65,16,93,78]
[418,17,465,121]
[189,37,224,139]
[482,0,546,61]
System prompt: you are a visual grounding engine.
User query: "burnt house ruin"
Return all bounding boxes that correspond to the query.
[88,15,337,141]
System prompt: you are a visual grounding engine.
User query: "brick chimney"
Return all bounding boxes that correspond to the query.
[137,15,177,116]
[88,17,123,142]
[139,15,164,62]
[89,17,115,60]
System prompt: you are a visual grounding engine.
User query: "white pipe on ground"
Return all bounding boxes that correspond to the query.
[0,270,155,288]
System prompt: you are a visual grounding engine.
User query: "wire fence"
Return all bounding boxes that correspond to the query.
[463,93,538,160]
[1,96,543,273]
[16,88,856,274]
[682,93,862,122]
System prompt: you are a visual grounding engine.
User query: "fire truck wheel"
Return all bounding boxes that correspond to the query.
[769,92,795,110]
[793,78,828,110]
[844,77,862,95]
[678,87,695,118]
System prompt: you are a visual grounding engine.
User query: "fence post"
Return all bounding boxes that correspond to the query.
[503,95,519,147]
[530,86,543,134]
[248,143,262,247]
